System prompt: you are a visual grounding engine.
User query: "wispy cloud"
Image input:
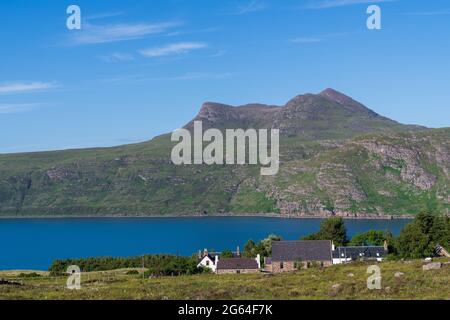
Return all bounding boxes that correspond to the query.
[210,50,227,58]
[0,82,58,95]
[403,10,450,16]
[140,42,207,58]
[164,26,220,37]
[98,72,232,84]
[290,32,349,44]
[85,12,125,21]
[290,37,322,44]
[234,0,268,14]
[164,72,232,81]
[306,0,397,9]
[0,103,45,114]
[69,21,181,45]
[99,53,134,63]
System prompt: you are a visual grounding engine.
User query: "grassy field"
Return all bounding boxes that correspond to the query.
[1,259,449,300]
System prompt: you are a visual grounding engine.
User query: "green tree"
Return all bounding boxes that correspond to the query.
[243,240,256,257]
[396,223,431,258]
[302,217,348,246]
[260,234,282,255]
[220,249,234,258]
[242,235,282,258]
[395,211,450,259]
[349,230,392,246]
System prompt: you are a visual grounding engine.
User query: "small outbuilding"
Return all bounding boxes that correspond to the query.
[216,256,261,274]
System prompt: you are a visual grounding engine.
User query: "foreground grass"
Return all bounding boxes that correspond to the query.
[0,260,449,300]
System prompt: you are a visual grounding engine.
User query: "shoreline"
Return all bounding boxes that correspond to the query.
[0,212,415,220]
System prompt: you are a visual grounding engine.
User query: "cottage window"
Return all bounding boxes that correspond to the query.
[280,262,284,269]
[206,260,210,266]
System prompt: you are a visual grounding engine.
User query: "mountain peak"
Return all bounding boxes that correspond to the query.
[184,88,421,139]
[319,88,353,105]
[320,87,344,95]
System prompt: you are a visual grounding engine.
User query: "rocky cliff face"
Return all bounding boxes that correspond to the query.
[258,128,450,217]
[0,89,447,217]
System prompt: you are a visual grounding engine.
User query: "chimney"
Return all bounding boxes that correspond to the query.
[331,241,335,251]
[384,240,388,251]
[215,255,219,268]
[204,248,208,257]
[198,250,202,259]
[256,254,261,269]
[236,246,241,257]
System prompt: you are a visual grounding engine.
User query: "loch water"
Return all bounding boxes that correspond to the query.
[0,217,410,270]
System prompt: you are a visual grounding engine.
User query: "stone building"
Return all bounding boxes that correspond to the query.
[216,256,261,274]
[266,240,333,273]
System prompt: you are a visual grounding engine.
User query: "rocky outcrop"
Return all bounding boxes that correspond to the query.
[46,168,77,181]
[356,141,437,190]
[316,163,367,208]
[423,262,442,271]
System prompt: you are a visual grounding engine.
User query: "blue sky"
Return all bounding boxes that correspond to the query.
[1,0,449,153]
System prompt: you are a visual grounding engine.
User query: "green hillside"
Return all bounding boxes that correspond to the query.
[0,89,448,217]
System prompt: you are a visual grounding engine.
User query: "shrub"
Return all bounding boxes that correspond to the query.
[18,272,41,278]
[49,254,203,276]
[126,270,139,275]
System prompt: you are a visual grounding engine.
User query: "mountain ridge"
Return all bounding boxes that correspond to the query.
[186,89,424,139]
[0,89,448,218]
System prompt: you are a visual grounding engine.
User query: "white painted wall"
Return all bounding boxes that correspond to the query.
[256,254,261,269]
[333,257,384,264]
[197,255,217,272]
[333,258,353,265]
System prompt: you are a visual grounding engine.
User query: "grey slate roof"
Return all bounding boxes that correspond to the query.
[197,251,240,263]
[216,258,259,270]
[271,240,332,262]
[332,246,387,259]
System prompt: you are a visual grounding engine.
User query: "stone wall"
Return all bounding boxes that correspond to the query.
[216,269,259,274]
[271,260,332,273]
[272,261,295,273]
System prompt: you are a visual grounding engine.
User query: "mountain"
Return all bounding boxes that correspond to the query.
[0,89,448,218]
[186,88,423,139]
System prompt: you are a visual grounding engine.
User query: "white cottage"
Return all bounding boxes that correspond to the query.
[332,241,388,264]
[196,247,260,274]
[197,249,219,272]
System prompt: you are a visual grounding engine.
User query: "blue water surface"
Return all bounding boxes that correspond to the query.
[0,217,410,270]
